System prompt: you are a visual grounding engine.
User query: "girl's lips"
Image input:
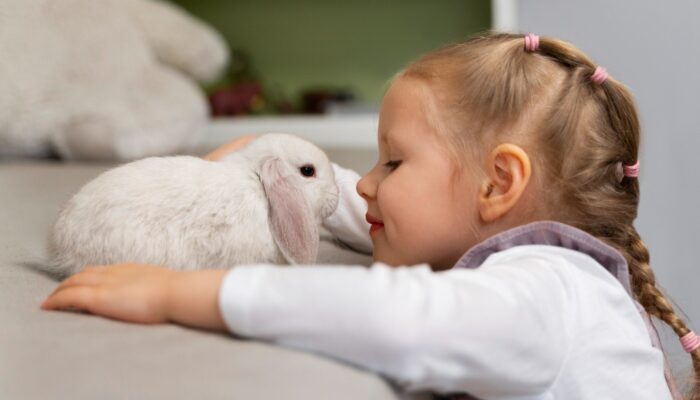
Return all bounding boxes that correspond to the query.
[369,223,384,234]
[365,213,383,224]
[366,213,384,235]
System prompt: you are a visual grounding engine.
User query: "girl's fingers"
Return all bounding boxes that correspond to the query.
[40,263,173,324]
[48,266,107,296]
[41,285,98,312]
[203,135,257,161]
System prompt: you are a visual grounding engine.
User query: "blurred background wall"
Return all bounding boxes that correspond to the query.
[511,0,699,379]
[170,0,491,113]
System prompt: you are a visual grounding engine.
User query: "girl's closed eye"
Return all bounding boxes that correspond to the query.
[383,160,402,171]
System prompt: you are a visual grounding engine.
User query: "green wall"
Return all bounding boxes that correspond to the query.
[171,0,491,104]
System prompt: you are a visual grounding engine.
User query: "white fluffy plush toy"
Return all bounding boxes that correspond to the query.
[0,0,229,160]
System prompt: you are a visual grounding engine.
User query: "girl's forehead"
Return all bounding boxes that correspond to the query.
[378,81,444,147]
[380,81,431,126]
[382,77,431,109]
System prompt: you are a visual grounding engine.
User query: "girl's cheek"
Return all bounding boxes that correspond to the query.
[376,176,393,201]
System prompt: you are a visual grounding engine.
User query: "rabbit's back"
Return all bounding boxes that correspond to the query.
[49,156,283,275]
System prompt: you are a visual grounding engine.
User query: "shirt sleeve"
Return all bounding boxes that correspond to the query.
[322,163,373,254]
[218,252,575,398]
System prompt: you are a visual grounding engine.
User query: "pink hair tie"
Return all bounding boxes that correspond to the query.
[681,331,700,353]
[524,33,540,52]
[591,66,608,84]
[623,160,640,178]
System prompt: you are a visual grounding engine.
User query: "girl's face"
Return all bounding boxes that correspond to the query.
[356,78,482,270]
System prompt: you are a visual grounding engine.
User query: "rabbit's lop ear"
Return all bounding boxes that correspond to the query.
[260,157,318,264]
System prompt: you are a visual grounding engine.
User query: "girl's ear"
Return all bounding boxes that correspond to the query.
[478,143,532,222]
[259,157,319,264]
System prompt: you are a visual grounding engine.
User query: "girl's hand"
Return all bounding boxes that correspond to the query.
[41,263,229,332]
[204,134,258,161]
[41,263,175,324]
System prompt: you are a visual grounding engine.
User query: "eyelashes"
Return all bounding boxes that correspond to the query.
[383,160,402,171]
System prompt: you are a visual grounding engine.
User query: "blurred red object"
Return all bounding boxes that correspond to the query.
[302,88,354,114]
[208,82,263,116]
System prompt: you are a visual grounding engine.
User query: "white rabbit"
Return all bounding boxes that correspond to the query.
[47,133,339,277]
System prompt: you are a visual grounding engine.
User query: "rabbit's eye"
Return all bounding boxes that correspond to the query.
[300,164,316,178]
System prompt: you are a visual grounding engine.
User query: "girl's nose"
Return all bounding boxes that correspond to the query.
[356,172,377,201]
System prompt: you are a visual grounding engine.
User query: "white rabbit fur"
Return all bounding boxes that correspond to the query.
[48,133,339,277]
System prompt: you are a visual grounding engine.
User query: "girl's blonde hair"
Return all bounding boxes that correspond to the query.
[398,30,699,399]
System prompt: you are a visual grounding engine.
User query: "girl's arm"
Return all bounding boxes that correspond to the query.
[42,255,573,397]
[216,259,574,397]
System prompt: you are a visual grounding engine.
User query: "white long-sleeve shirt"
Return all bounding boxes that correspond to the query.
[218,164,674,400]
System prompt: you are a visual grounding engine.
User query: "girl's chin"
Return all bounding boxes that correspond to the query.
[371,248,405,267]
[371,238,422,267]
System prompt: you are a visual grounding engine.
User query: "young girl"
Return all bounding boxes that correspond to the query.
[41,32,699,399]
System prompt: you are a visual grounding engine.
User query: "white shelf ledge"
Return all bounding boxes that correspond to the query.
[203,115,379,149]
